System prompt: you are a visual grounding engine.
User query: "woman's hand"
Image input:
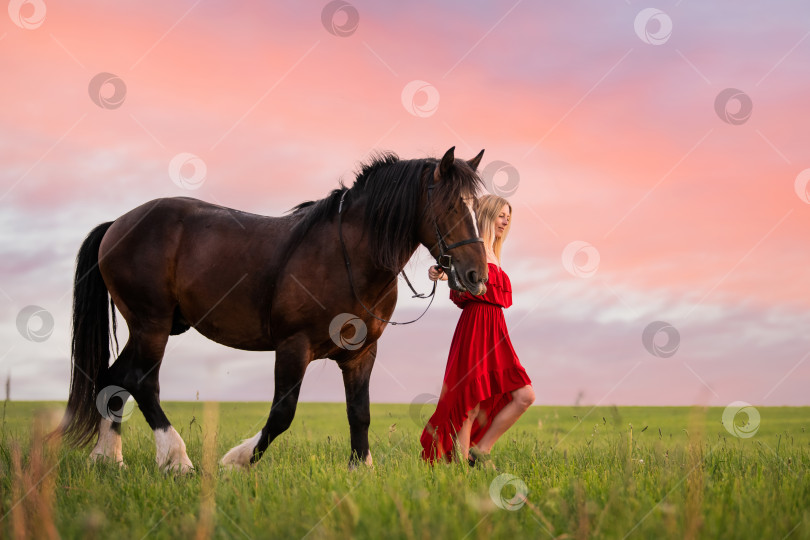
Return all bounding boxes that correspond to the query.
[428,265,447,281]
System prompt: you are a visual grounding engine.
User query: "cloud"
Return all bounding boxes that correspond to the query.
[1,0,809,405]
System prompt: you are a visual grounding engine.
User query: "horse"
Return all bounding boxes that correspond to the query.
[56,146,489,472]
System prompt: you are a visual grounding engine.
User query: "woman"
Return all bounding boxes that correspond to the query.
[420,194,535,467]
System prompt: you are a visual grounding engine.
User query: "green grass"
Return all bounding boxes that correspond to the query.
[1,402,808,539]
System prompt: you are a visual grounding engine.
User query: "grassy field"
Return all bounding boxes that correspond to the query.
[1,401,808,539]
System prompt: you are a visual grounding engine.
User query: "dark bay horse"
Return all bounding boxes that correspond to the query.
[58,147,488,472]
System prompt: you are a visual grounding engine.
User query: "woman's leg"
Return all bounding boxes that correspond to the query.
[474,385,535,454]
[455,403,481,460]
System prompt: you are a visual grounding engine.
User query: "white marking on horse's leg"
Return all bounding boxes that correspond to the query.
[89,418,125,467]
[348,451,374,471]
[154,426,194,474]
[220,431,262,469]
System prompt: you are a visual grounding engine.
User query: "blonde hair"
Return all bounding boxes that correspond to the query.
[476,194,512,263]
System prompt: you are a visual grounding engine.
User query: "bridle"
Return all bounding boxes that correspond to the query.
[337,166,484,325]
[425,182,484,272]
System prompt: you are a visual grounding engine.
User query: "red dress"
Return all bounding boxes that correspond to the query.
[420,262,532,463]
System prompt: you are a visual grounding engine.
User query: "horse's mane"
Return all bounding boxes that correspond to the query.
[284,152,482,273]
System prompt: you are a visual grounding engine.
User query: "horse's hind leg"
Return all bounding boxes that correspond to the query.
[340,342,376,468]
[99,324,194,473]
[89,346,133,467]
[221,335,312,468]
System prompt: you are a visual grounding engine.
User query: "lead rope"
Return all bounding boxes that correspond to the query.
[337,189,437,325]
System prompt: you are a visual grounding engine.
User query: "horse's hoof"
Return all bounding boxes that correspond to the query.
[219,450,249,469]
[220,450,252,470]
[220,432,261,470]
[155,426,194,474]
[161,461,195,475]
[89,452,126,468]
[348,452,373,471]
[219,460,249,471]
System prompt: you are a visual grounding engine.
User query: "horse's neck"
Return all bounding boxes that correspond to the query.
[341,195,420,278]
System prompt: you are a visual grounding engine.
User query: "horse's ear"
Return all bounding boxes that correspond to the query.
[438,146,456,179]
[467,149,485,171]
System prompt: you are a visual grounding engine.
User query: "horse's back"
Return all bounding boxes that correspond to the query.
[98,197,291,349]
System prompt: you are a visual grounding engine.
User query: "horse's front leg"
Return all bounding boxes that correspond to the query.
[221,334,312,468]
[340,341,377,468]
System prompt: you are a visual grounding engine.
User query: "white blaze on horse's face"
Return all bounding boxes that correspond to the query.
[464,197,479,237]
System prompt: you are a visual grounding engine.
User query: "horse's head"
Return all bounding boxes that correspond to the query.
[419,147,488,295]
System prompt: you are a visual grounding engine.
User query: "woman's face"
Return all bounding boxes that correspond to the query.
[493,203,510,240]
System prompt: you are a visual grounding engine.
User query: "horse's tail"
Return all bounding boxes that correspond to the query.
[56,221,115,447]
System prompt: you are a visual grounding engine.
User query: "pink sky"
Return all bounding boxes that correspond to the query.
[1,1,809,407]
